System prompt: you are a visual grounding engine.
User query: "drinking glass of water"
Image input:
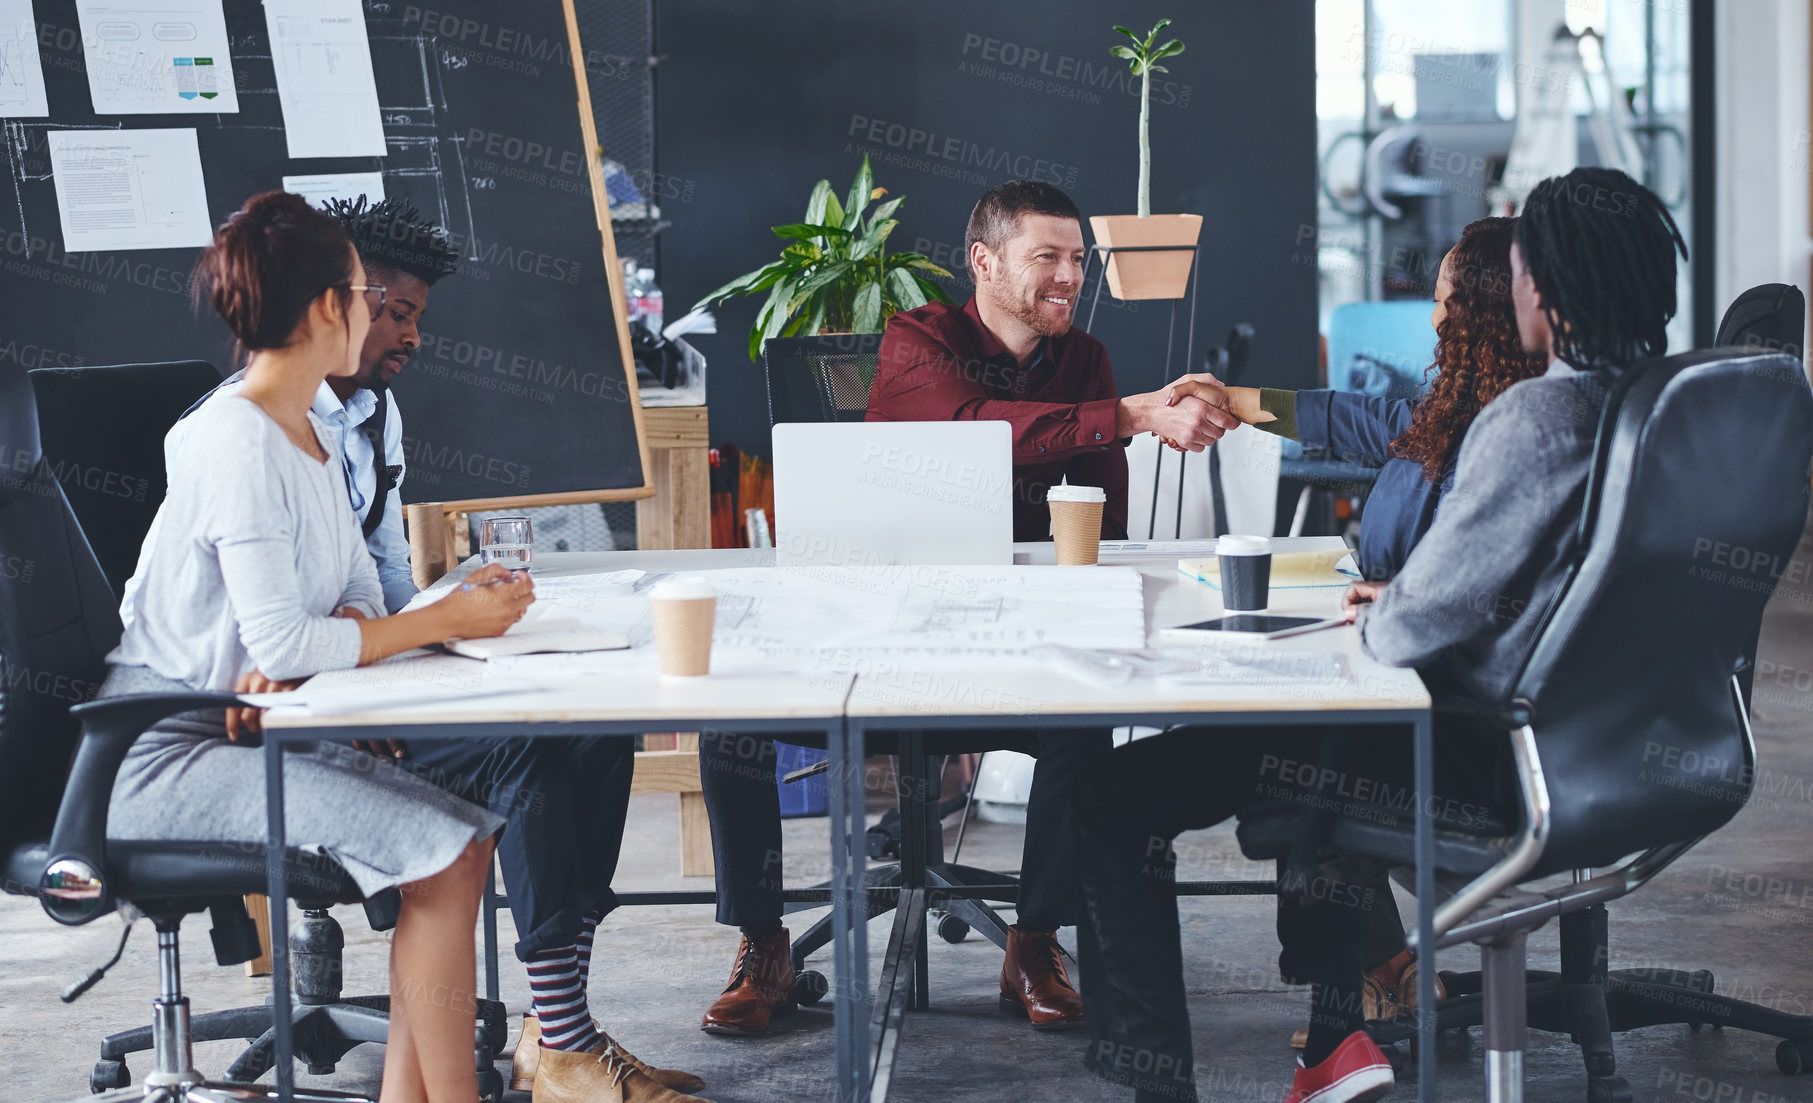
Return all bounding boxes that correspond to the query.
[479,515,533,572]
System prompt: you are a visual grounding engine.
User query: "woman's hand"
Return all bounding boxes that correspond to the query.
[1340,580,1388,623]
[227,669,302,742]
[433,563,535,640]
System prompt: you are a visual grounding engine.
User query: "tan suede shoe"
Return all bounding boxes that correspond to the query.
[531,1038,708,1103]
[513,1014,706,1094]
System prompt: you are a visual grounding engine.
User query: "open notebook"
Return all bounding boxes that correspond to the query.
[1177,548,1360,590]
[444,618,629,660]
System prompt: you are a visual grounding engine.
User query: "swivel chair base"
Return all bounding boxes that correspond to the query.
[89,909,507,1103]
[82,1081,372,1103]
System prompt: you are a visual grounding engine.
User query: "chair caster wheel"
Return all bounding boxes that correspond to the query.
[795,970,829,1006]
[935,912,970,944]
[477,1066,504,1103]
[90,1059,129,1093]
[1587,1075,1631,1103]
[1776,1039,1813,1075]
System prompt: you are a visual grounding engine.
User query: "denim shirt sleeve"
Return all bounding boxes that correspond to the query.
[1294,389,1417,467]
[371,395,420,614]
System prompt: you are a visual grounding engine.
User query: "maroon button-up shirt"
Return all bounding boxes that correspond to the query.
[865,298,1129,542]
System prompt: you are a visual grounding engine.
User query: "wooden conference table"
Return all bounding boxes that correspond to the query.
[258,540,1438,1103]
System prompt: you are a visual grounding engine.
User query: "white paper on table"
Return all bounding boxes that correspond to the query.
[283,171,385,210]
[263,0,385,159]
[0,0,51,117]
[48,128,212,251]
[75,0,239,114]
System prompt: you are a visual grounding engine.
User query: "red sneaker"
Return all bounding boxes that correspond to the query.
[1282,1031,1395,1103]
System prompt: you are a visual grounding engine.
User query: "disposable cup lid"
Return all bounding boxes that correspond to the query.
[651,576,717,600]
[1047,484,1107,504]
[1216,534,1273,556]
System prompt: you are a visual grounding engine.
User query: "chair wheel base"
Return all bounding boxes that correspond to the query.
[1588,1075,1631,1103]
[934,912,970,944]
[794,970,829,1006]
[1776,1039,1813,1075]
[90,1058,130,1093]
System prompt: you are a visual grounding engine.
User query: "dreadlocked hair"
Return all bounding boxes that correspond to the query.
[1389,217,1549,484]
[1513,167,1686,375]
[319,194,460,286]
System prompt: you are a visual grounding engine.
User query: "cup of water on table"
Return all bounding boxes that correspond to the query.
[480,516,533,572]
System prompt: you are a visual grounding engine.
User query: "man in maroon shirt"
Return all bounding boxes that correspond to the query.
[695,182,1236,1040]
[867,179,1238,540]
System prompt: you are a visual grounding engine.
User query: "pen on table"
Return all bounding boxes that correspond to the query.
[460,570,527,591]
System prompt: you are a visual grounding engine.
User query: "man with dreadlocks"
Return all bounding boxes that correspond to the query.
[1067,167,1687,1103]
[315,196,709,1103]
[130,193,708,1102]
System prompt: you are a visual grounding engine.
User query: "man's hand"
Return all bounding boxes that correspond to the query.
[1340,581,1388,623]
[1116,379,1241,453]
[227,669,302,742]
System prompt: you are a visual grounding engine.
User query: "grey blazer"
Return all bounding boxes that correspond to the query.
[1357,361,1609,703]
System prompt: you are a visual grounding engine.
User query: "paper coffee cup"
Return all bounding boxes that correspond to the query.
[1216,534,1273,611]
[1048,485,1107,566]
[651,576,717,677]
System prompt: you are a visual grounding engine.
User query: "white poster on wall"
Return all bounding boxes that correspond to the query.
[283,171,386,211]
[265,0,385,159]
[74,0,239,115]
[0,0,51,118]
[49,128,213,252]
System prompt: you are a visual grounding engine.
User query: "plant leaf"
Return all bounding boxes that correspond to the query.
[750,274,797,361]
[1109,45,1137,61]
[1151,18,1172,35]
[803,179,832,226]
[851,218,899,261]
[1155,40,1185,59]
[823,189,846,232]
[1113,24,1140,41]
[693,258,791,309]
[852,280,883,333]
[802,288,828,338]
[885,266,928,311]
[896,255,954,277]
[916,273,956,305]
[868,194,905,226]
[843,155,874,231]
[792,258,857,301]
[772,221,853,240]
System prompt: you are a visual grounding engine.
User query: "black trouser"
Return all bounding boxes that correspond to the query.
[699,728,1113,931]
[1074,721,1506,1101]
[405,735,636,961]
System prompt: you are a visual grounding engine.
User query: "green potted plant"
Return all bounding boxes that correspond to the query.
[695,155,955,361]
[1090,19,1201,300]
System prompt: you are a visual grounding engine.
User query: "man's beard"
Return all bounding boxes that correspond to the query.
[992,281,1073,337]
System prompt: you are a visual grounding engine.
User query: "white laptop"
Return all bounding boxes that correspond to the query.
[771,421,1014,567]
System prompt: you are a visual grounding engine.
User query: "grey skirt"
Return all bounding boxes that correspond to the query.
[103,665,505,898]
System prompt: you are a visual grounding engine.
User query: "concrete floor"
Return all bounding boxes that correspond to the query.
[6,512,1813,1103]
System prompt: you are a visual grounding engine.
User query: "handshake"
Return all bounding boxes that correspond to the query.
[1115,373,1264,453]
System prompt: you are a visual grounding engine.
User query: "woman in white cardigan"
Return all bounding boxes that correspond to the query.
[104,190,536,1103]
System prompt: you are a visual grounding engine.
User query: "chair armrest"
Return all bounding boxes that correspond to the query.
[1431,696,1532,729]
[41,692,243,921]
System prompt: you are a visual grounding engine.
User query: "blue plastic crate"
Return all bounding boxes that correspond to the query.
[776,741,829,818]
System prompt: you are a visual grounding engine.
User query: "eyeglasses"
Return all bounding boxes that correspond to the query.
[346,283,388,320]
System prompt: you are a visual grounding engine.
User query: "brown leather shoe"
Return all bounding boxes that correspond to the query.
[531,1038,707,1103]
[701,927,796,1034]
[1288,950,1446,1048]
[515,1015,706,1093]
[999,925,1084,1029]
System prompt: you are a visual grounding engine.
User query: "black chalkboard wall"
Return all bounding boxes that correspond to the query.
[656,0,1319,458]
[1,0,649,505]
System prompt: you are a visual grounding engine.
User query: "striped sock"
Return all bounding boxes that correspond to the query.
[574,912,602,1004]
[527,947,599,1052]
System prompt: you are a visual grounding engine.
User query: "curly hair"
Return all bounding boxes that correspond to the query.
[319,195,460,286]
[1388,217,1550,483]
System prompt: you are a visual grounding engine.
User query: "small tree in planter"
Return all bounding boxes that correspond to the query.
[1090,19,1201,300]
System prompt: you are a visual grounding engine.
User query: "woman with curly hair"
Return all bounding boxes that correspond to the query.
[1153,216,1545,1045]
[1170,216,1548,581]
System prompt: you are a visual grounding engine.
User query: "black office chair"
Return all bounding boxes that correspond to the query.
[1237,348,1813,1102]
[0,361,380,1102]
[27,362,224,599]
[762,333,885,425]
[10,363,508,1100]
[1716,283,1805,360]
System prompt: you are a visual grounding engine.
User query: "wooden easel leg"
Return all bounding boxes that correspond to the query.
[243,893,273,978]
